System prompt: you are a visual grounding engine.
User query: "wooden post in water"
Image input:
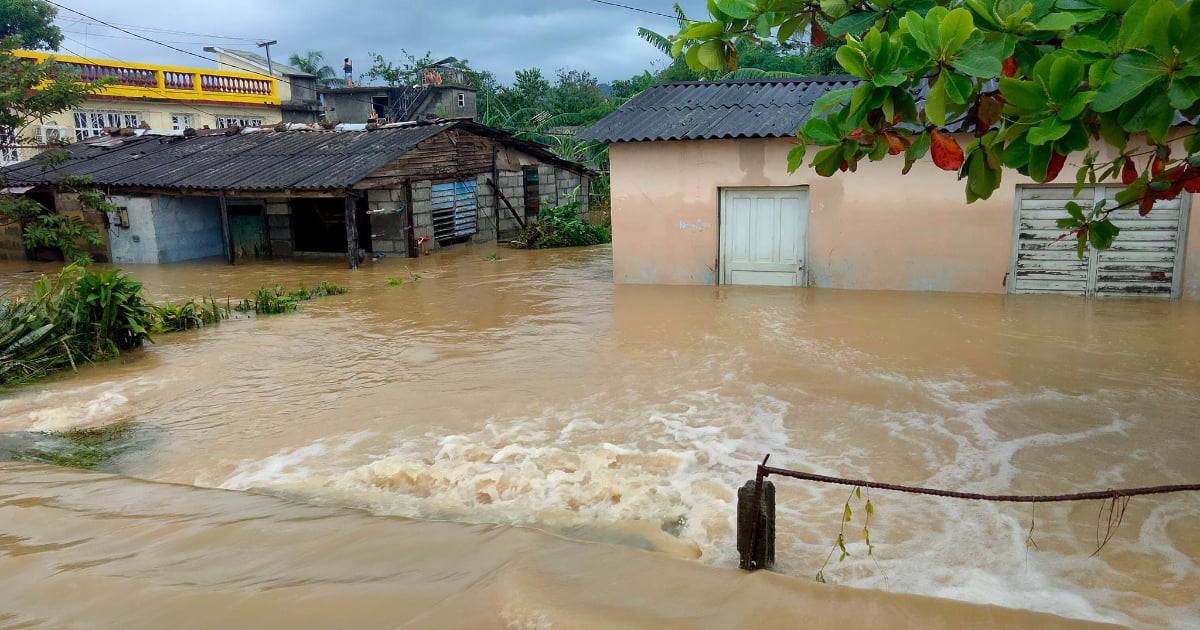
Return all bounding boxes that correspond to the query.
[737,479,775,570]
[345,193,359,270]
[218,190,234,265]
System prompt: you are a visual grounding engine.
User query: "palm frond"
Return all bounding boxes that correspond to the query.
[638,27,673,57]
[719,67,806,80]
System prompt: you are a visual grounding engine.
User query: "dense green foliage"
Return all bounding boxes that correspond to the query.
[670,0,1200,254]
[511,188,612,249]
[233,281,348,315]
[0,265,152,385]
[1,1,110,264]
[1,268,348,387]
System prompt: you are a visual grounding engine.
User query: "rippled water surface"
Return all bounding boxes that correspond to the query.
[1,245,1197,629]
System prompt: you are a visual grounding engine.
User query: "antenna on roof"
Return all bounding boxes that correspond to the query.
[257,39,278,75]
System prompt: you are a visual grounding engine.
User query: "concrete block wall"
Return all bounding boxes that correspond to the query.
[497,169,525,238]
[472,173,497,245]
[411,180,434,250]
[366,188,409,256]
[266,201,292,256]
[107,196,158,264]
[538,165,557,214]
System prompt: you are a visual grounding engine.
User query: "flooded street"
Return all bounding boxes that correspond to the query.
[1,245,1198,628]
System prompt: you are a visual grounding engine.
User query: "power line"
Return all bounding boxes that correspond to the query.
[45,1,390,113]
[580,0,677,19]
[60,29,223,47]
[55,16,263,42]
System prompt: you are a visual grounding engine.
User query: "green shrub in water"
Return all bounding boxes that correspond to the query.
[510,187,611,249]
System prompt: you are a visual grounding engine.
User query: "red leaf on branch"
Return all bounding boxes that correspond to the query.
[1152,158,1166,177]
[1184,167,1200,193]
[1121,158,1137,185]
[883,132,906,155]
[839,160,849,172]
[811,20,827,47]
[1002,55,1018,78]
[1139,194,1155,216]
[930,130,964,171]
[1045,152,1066,182]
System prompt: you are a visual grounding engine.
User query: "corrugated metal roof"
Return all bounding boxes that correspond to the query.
[1,121,590,191]
[578,77,860,143]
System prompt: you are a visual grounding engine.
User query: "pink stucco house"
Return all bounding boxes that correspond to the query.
[580,78,1200,299]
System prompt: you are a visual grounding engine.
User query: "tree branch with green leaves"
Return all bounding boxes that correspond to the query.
[666,0,1200,256]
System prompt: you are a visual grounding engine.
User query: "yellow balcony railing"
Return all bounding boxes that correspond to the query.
[16,51,280,106]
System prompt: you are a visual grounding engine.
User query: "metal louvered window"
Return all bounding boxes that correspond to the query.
[431,179,478,244]
[1010,186,1190,298]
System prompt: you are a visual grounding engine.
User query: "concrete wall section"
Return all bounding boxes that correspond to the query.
[366,188,409,256]
[106,195,223,264]
[411,180,434,250]
[154,197,223,263]
[609,137,1016,290]
[107,196,158,264]
[472,173,498,245]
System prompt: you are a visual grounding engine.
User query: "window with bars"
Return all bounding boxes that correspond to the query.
[171,113,195,131]
[216,115,264,129]
[72,111,141,140]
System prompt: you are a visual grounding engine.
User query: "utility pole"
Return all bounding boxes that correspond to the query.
[257,40,277,75]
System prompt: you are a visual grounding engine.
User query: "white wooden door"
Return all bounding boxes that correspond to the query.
[1011,186,1189,297]
[720,188,809,286]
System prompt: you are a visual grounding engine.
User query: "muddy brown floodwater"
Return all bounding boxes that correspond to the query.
[1,245,1197,629]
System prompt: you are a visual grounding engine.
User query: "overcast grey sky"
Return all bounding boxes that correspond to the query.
[50,0,709,84]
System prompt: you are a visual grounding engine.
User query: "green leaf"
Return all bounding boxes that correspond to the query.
[777,15,809,42]
[1034,13,1076,31]
[904,131,931,173]
[787,144,807,172]
[865,500,874,515]
[813,87,853,114]
[1047,54,1084,103]
[939,8,975,55]
[803,118,841,144]
[836,44,869,79]
[952,50,1002,78]
[1168,78,1200,111]
[1027,117,1070,145]
[716,0,758,19]
[1066,201,1085,221]
[828,11,881,37]
[812,145,844,176]
[855,487,862,499]
[925,75,948,126]
[1092,51,1170,112]
[683,21,727,39]
[756,14,772,37]
[1089,219,1120,250]
[999,78,1044,113]
[695,40,727,71]
[1062,34,1111,53]
[943,71,974,105]
[844,503,853,522]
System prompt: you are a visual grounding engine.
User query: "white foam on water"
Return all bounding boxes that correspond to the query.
[0,377,164,432]
[215,348,1197,628]
[220,388,812,563]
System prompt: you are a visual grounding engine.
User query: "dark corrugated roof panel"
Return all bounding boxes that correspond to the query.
[1,123,453,190]
[578,77,860,143]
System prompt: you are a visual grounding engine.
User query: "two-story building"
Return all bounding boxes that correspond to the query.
[4,51,283,165]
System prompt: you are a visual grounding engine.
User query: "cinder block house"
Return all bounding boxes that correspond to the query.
[0,119,589,266]
[579,78,1200,299]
